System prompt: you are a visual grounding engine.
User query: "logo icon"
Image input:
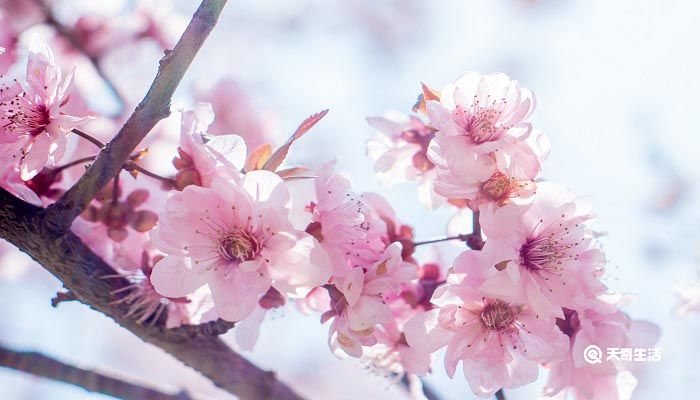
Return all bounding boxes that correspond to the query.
[583,344,603,364]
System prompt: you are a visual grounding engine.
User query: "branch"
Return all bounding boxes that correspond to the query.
[46,0,228,230]
[466,210,484,250]
[0,187,304,400]
[399,375,442,400]
[0,342,193,400]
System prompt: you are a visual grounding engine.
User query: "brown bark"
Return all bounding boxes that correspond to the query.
[0,188,304,400]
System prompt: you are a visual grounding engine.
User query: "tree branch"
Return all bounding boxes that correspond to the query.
[0,342,193,400]
[46,0,228,230]
[0,187,305,400]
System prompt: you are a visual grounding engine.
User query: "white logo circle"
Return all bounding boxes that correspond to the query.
[583,344,603,364]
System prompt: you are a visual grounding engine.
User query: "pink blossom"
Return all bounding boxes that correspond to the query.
[404,269,569,397]
[427,72,536,154]
[673,280,700,317]
[327,242,418,357]
[150,171,332,322]
[426,72,550,209]
[234,287,287,351]
[0,16,17,74]
[475,182,608,319]
[544,307,660,399]
[366,112,442,208]
[193,79,273,148]
[0,164,41,206]
[362,192,416,262]
[366,293,433,377]
[173,103,247,190]
[306,161,387,276]
[0,37,90,180]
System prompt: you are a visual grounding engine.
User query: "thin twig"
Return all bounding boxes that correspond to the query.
[399,375,441,400]
[54,155,98,172]
[0,342,193,400]
[47,0,228,230]
[124,161,177,187]
[72,128,106,149]
[466,210,484,250]
[51,290,77,307]
[413,234,469,247]
[494,389,506,400]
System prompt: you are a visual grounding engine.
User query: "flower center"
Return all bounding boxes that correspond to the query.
[481,172,515,202]
[520,229,576,272]
[453,98,510,144]
[480,300,514,331]
[218,229,260,262]
[8,103,51,137]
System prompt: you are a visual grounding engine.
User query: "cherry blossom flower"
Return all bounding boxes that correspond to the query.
[0,37,90,180]
[362,192,417,262]
[326,242,418,357]
[425,72,550,209]
[404,268,569,397]
[544,307,660,399]
[173,102,247,190]
[475,182,608,319]
[366,112,442,208]
[306,161,387,276]
[150,171,332,322]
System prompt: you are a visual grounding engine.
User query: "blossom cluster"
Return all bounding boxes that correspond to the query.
[0,14,659,399]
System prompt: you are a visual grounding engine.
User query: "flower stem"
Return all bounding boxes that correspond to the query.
[413,234,469,247]
[72,128,105,149]
[495,389,506,400]
[54,156,98,172]
[123,161,176,188]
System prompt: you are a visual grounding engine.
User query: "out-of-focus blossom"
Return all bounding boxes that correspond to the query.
[150,171,331,322]
[80,182,159,243]
[0,13,17,74]
[0,164,42,206]
[366,112,442,209]
[194,79,274,149]
[0,37,90,180]
[673,280,700,317]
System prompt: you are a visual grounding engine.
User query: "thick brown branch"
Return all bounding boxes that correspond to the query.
[0,187,305,400]
[46,0,228,230]
[0,342,193,400]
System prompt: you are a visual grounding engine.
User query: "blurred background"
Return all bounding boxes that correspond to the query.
[1,0,699,398]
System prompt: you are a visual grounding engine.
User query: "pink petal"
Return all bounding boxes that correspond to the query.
[150,256,207,298]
